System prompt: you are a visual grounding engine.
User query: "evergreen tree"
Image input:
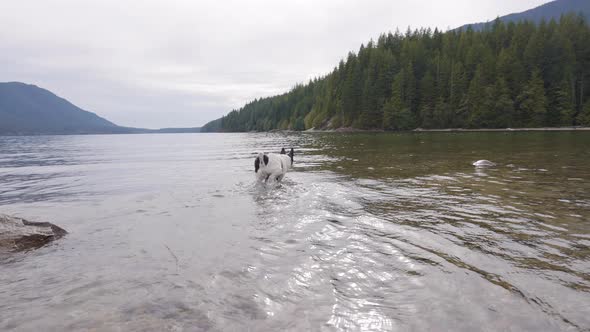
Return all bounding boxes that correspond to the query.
[383,72,403,129]
[490,77,514,128]
[341,55,362,127]
[517,69,547,127]
[550,79,576,126]
[433,96,450,128]
[449,61,467,110]
[465,66,487,128]
[576,101,590,126]
[404,61,417,115]
[383,71,415,130]
[419,71,435,126]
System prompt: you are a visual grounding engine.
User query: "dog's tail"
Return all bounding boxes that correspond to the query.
[288,148,294,165]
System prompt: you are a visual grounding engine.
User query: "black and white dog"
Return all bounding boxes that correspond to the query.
[255,148,294,184]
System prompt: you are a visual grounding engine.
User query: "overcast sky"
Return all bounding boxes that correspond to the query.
[1,0,550,128]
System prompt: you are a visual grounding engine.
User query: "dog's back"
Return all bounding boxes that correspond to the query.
[255,148,294,183]
[278,154,291,170]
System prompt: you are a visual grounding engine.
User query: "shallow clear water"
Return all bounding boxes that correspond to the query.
[0,132,589,331]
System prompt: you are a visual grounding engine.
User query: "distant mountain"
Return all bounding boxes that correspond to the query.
[0,82,127,135]
[0,82,200,135]
[458,0,590,31]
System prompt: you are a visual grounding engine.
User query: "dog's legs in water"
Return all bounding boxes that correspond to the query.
[264,171,283,186]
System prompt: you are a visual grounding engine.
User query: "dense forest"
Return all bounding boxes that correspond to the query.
[202,14,590,132]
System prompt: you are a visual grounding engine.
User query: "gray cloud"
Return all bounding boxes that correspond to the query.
[1,0,548,128]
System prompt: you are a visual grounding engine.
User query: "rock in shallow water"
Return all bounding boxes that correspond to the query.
[472,160,496,167]
[0,214,67,252]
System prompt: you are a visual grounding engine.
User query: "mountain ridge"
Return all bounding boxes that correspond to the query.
[0,82,120,135]
[457,0,590,31]
[0,82,200,135]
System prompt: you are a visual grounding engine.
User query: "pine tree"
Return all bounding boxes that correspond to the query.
[419,71,435,126]
[491,77,514,128]
[404,61,417,115]
[576,101,590,126]
[383,71,415,130]
[465,66,486,128]
[517,69,547,127]
[433,96,450,128]
[342,55,362,127]
[550,79,576,126]
[449,61,467,110]
[383,71,404,129]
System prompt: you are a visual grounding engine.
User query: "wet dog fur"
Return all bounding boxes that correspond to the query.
[255,148,294,184]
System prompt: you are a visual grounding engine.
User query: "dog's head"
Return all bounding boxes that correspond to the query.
[254,153,269,173]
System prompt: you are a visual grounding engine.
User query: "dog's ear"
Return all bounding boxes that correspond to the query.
[281,148,286,154]
[255,157,260,173]
[263,154,269,166]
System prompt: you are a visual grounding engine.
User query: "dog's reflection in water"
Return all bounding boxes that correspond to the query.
[254,148,294,185]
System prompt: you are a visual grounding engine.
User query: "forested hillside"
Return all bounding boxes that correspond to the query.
[202,14,590,132]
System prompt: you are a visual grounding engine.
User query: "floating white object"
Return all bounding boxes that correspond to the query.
[473,160,496,167]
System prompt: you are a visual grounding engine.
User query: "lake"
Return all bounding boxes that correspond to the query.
[0,132,589,331]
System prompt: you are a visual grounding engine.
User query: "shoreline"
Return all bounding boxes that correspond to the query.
[412,127,590,132]
[3,127,589,136]
[301,126,590,133]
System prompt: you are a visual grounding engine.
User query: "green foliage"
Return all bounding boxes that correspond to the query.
[490,77,514,128]
[202,14,590,132]
[550,79,576,126]
[517,69,547,127]
[293,117,306,131]
[576,101,590,126]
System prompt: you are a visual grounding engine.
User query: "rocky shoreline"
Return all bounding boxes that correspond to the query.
[413,127,590,132]
[300,126,590,133]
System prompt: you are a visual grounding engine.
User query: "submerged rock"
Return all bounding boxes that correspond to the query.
[473,160,496,167]
[0,214,67,252]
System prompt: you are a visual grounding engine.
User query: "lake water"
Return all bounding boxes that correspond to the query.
[0,132,589,331]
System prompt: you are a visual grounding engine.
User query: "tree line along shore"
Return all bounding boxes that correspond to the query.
[203,14,590,133]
